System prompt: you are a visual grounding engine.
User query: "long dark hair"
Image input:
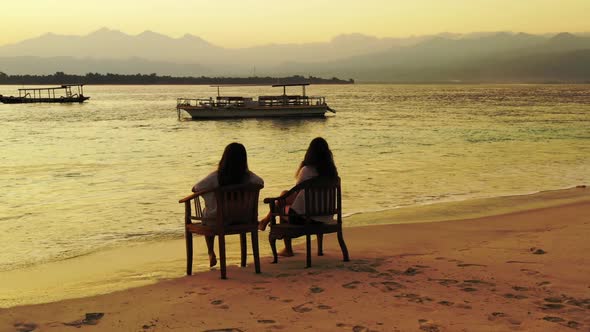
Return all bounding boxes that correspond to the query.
[218,143,249,186]
[296,137,338,178]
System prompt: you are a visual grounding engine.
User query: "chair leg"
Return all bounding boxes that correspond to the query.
[219,234,227,279]
[240,233,247,267]
[269,233,278,264]
[317,233,324,256]
[251,231,261,273]
[306,234,312,268]
[185,230,193,276]
[337,227,350,262]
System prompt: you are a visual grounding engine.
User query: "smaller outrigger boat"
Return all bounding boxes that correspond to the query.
[176,83,335,119]
[0,84,89,104]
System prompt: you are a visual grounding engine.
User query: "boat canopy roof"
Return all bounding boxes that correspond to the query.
[272,83,310,87]
[208,83,311,88]
[18,84,85,91]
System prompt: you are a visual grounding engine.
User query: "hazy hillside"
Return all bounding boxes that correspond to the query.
[1,29,589,82]
[273,32,590,82]
[0,28,419,68]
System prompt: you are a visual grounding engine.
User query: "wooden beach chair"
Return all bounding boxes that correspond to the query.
[263,177,350,268]
[179,183,263,279]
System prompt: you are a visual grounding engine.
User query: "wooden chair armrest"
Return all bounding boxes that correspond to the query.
[179,193,197,203]
[179,188,215,203]
[262,187,298,204]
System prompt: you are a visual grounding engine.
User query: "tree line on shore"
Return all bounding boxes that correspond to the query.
[0,72,354,85]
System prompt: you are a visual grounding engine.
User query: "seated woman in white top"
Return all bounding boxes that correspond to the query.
[193,142,264,267]
[258,137,338,257]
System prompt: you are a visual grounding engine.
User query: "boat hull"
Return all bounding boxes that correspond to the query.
[0,96,90,104]
[178,105,331,119]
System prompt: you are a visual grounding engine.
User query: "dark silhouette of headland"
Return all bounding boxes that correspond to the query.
[0,72,354,85]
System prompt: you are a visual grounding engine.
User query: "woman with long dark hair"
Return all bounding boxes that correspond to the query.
[193,142,264,267]
[259,137,338,256]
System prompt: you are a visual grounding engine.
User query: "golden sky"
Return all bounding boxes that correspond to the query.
[1,0,589,47]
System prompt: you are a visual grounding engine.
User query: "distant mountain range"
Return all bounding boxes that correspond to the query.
[1,29,590,82]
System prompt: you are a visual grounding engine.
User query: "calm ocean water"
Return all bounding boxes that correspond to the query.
[1,84,589,272]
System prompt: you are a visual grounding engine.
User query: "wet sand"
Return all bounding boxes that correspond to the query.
[1,186,589,331]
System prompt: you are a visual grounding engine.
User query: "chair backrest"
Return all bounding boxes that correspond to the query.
[215,182,263,226]
[296,176,341,222]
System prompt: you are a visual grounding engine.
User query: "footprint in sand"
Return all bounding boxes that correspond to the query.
[461,287,478,292]
[542,316,564,323]
[336,323,379,332]
[503,293,528,299]
[142,322,157,330]
[63,313,105,327]
[292,302,313,313]
[542,303,564,310]
[544,297,563,303]
[342,281,362,289]
[370,281,404,292]
[431,278,459,286]
[457,263,486,267]
[488,312,507,320]
[418,319,442,332]
[403,267,421,276]
[14,323,38,332]
[565,321,581,329]
[455,304,472,309]
[438,300,454,306]
[396,293,434,304]
[531,248,547,255]
[542,317,582,330]
[463,279,495,287]
[488,312,522,326]
[310,286,324,294]
[565,297,590,309]
[369,272,393,279]
[520,269,540,275]
[546,294,590,309]
[346,264,378,273]
[506,260,540,264]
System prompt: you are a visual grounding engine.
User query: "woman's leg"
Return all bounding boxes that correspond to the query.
[279,238,294,257]
[259,190,297,256]
[259,190,295,230]
[205,235,217,267]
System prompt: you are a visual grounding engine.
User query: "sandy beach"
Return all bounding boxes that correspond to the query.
[1,186,589,332]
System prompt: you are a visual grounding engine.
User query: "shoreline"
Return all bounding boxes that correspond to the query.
[0,186,588,309]
[2,183,585,274]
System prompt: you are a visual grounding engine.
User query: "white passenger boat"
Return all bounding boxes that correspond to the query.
[176,83,335,119]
